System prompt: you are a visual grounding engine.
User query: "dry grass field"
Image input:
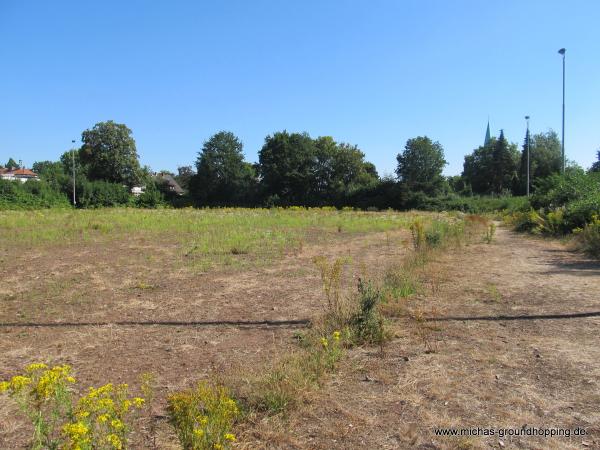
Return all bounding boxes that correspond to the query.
[1,208,598,449]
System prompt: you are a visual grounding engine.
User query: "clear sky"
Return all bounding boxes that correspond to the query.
[1,0,598,176]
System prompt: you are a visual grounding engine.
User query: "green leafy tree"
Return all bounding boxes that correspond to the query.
[175,165,195,190]
[395,136,447,196]
[32,161,68,192]
[462,138,496,194]
[6,158,20,170]
[258,131,318,205]
[190,131,256,206]
[313,137,379,204]
[447,175,471,195]
[79,121,143,186]
[530,130,562,178]
[517,130,561,195]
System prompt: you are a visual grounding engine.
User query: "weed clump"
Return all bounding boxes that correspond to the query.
[410,219,426,250]
[574,214,600,257]
[350,279,387,345]
[0,363,147,450]
[240,330,345,416]
[484,222,496,243]
[167,382,239,450]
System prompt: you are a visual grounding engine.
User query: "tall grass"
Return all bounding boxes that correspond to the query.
[0,208,417,246]
[0,208,422,272]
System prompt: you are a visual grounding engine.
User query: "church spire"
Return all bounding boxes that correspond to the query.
[484,120,491,146]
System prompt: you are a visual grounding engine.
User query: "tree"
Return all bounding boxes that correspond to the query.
[190,131,256,206]
[6,158,20,170]
[175,165,195,190]
[491,130,519,194]
[589,150,600,173]
[312,136,379,204]
[462,139,496,194]
[258,131,318,205]
[32,161,68,191]
[395,136,447,196]
[79,121,143,186]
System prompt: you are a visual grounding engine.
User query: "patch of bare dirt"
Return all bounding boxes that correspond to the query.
[0,228,409,448]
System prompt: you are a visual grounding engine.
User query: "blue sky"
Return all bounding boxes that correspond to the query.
[1,0,598,176]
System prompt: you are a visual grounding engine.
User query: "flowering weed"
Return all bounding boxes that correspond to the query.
[167,382,239,450]
[0,363,147,450]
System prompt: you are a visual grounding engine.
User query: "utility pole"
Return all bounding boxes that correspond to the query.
[525,116,530,196]
[558,48,566,173]
[71,140,76,206]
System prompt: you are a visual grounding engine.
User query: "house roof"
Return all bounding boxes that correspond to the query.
[11,168,38,177]
[156,173,185,195]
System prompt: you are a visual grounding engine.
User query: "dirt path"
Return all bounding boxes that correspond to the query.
[258,226,600,449]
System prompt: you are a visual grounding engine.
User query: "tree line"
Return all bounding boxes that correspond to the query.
[2,120,598,210]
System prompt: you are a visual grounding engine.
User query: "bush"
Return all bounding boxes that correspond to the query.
[350,279,386,345]
[135,183,165,208]
[77,180,131,208]
[575,216,600,257]
[168,382,239,450]
[0,179,70,210]
[531,170,600,211]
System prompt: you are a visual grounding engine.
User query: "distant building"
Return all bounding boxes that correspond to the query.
[131,186,146,196]
[155,173,185,196]
[484,120,491,146]
[0,167,40,183]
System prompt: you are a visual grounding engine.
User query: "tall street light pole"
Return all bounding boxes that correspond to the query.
[71,140,76,206]
[558,48,566,173]
[525,116,530,197]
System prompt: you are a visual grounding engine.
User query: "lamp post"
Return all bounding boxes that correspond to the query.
[525,116,530,196]
[71,140,76,206]
[558,48,566,173]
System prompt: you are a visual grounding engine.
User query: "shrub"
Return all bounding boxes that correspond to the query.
[78,180,131,208]
[350,279,386,345]
[135,183,165,208]
[167,382,239,450]
[564,194,600,230]
[575,215,600,257]
[0,179,70,210]
[410,219,426,250]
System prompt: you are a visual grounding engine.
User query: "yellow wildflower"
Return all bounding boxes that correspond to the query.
[25,363,48,373]
[320,337,328,348]
[133,397,145,407]
[76,411,90,419]
[106,433,123,449]
[0,381,9,393]
[97,413,110,423]
[193,428,204,438]
[63,421,89,438]
[224,433,236,441]
[110,418,124,430]
[198,415,209,426]
[214,444,223,450]
[10,375,32,391]
[98,398,115,409]
[332,331,341,342]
